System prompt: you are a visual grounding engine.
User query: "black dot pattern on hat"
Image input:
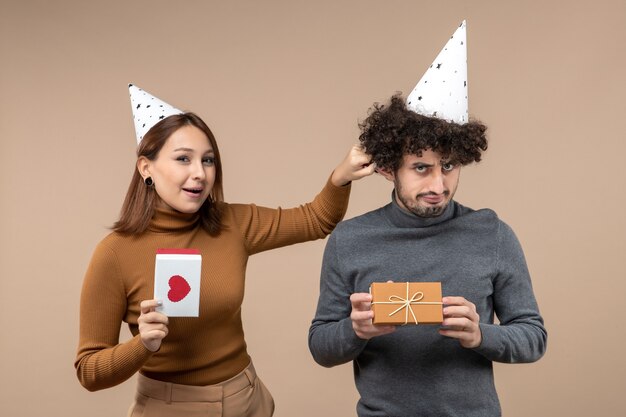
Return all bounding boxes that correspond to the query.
[406,20,468,124]
[129,85,183,143]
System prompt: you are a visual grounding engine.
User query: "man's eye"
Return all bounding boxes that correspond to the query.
[415,166,427,172]
[442,163,455,171]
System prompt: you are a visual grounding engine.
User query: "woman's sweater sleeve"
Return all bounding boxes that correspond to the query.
[230,175,351,255]
[74,241,153,391]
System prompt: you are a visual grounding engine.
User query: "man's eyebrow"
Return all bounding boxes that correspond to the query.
[411,162,434,167]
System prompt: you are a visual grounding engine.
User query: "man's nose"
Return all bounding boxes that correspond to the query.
[426,170,445,194]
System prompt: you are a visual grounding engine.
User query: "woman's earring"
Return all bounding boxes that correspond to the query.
[144,177,154,187]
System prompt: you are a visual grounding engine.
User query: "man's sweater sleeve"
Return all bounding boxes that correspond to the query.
[473,221,548,363]
[308,231,368,367]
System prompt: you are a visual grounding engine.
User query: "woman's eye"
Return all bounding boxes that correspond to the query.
[177,156,190,163]
[203,157,215,166]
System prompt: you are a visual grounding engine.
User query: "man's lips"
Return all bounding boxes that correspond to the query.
[418,193,447,204]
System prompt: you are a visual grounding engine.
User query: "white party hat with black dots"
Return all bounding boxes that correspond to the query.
[129,84,183,144]
[407,20,468,124]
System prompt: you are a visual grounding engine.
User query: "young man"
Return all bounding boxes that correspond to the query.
[308,94,547,417]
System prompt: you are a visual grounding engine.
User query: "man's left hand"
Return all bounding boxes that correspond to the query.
[438,296,482,349]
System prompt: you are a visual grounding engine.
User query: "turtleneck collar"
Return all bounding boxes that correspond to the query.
[384,190,457,228]
[148,206,201,233]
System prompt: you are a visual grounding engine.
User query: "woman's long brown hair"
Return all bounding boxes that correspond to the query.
[112,113,224,235]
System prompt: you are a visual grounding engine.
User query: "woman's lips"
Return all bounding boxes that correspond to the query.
[182,188,204,198]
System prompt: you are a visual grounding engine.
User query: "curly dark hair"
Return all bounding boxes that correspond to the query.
[358,94,488,172]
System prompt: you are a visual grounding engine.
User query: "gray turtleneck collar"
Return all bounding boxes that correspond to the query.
[383,190,458,228]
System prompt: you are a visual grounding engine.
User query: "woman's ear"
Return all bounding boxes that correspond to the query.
[137,156,151,180]
[377,167,395,182]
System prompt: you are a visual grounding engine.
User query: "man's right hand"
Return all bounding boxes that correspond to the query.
[350,292,396,340]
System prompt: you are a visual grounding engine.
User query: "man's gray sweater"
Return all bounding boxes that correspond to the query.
[308,198,547,417]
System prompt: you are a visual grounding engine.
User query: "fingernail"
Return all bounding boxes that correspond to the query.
[156,300,163,306]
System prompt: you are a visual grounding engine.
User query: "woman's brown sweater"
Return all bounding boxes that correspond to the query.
[75,177,350,391]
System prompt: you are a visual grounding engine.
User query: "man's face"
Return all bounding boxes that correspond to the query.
[382,149,461,218]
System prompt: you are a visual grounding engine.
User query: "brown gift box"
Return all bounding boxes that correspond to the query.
[370,282,443,325]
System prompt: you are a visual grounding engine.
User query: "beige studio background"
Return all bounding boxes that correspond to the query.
[1,0,625,416]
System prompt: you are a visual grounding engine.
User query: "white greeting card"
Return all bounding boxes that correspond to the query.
[154,249,202,317]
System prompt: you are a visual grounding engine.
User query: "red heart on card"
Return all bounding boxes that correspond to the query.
[168,275,191,302]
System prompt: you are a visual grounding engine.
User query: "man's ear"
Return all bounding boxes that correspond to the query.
[137,156,151,180]
[377,167,395,182]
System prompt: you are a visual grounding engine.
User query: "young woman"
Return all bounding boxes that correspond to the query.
[75,89,374,417]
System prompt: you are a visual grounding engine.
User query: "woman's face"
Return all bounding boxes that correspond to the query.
[141,125,216,213]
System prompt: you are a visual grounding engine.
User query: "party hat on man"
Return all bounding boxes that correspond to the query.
[129,84,183,144]
[406,20,468,124]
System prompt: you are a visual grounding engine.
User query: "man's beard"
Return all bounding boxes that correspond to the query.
[395,182,454,218]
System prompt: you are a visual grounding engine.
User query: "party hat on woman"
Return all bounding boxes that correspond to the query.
[129,84,183,144]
